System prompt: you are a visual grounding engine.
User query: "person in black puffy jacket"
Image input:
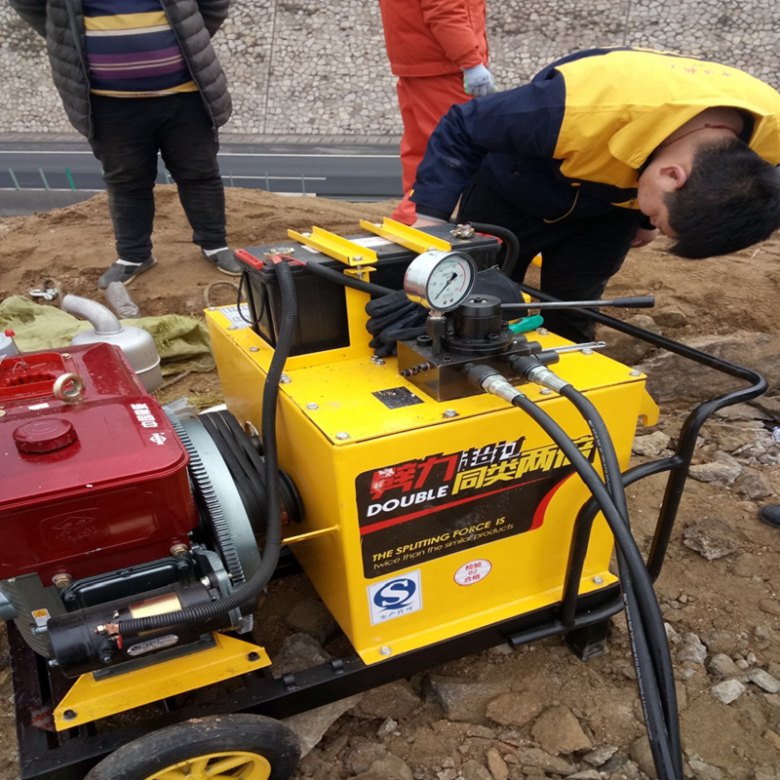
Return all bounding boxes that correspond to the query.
[10,0,242,287]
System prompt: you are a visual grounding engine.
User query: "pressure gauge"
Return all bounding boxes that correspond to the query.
[404,250,477,312]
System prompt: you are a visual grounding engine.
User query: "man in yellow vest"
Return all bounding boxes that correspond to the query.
[411,48,780,342]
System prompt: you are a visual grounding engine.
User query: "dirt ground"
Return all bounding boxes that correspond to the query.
[0,187,779,780]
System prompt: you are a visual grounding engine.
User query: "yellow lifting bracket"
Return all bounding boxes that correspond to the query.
[287,226,378,267]
[359,217,452,254]
[52,633,271,731]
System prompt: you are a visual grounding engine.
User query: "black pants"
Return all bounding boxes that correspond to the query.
[457,181,641,342]
[89,93,226,262]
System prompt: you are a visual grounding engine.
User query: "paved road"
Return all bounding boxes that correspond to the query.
[0,137,404,215]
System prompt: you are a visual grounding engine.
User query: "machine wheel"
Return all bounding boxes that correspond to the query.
[84,714,300,780]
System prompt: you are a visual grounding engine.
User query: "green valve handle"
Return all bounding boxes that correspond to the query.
[508,315,545,334]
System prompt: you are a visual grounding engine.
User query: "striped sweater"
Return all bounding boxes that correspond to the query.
[82,0,197,96]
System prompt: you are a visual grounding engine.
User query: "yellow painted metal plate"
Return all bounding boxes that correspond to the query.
[287,226,378,266]
[205,306,656,445]
[359,217,452,254]
[279,346,651,444]
[53,634,271,731]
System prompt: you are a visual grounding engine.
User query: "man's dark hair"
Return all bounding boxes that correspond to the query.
[665,138,780,258]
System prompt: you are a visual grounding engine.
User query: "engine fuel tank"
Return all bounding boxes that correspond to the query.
[0,343,197,582]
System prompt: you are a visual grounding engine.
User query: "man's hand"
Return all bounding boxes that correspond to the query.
[631,227,660,248]
[462,64,497,96]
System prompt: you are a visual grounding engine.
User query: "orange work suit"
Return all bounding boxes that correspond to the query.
[378,0,489,223]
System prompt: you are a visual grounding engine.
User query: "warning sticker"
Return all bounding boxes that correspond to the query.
[218,304,253,329]
[357,434,594,578]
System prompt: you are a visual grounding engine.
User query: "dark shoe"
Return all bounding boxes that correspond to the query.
[758,504,780,528]
[98,257,157,289]
[201,247,242,276]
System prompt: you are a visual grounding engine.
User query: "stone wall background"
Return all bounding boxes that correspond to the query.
[0,0,776,138]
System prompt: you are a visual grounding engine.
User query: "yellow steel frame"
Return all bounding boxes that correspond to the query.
[53,634,271,731]
[286,226,378,267]
[358,217,453,254]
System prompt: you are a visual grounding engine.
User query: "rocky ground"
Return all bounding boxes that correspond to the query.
[1,188,779,780]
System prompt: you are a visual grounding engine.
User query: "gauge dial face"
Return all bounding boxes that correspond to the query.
[404,250,476,311]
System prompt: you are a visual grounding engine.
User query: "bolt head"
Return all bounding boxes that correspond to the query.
[51,572,72,589]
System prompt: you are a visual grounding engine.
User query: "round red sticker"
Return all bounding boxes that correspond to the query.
[454,559,492,586]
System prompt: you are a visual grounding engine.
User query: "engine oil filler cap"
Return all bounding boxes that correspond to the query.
[13,418,78,453]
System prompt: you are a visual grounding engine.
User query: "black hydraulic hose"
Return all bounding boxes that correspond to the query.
[513,279,767,579]
[507,391,682,780]
[465,221,521,277]
[117,261,298,636]
[558,384,683,778]
[299,256,397,296]
[465,363,680,779]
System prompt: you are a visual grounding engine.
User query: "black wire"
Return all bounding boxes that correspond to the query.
[299,257,397,296]
[236,271,266,327]
[507,392,682,780]
[464,221,521,277]
[558,385,683,779]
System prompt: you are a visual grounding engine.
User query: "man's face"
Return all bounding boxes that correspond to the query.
[636,170,676,237]
[636,158,691,239]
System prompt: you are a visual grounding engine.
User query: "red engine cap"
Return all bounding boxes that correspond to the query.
[13,418,78,453]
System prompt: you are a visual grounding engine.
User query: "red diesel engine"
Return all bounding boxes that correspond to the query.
[1,343,197,583]
[0,342,279,677]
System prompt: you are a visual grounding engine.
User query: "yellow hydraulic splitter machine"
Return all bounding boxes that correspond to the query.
[208,219,657,664]
[5,219,766,780]
[203,217,765,780]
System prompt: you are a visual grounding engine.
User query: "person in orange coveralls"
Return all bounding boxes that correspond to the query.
[378,0,496,224]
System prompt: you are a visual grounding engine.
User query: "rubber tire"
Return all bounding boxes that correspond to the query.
[84,714,300,780]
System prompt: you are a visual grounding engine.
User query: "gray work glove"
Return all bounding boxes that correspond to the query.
[462,64,497,96]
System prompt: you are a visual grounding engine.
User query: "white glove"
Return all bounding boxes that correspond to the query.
[463,64,497,96]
